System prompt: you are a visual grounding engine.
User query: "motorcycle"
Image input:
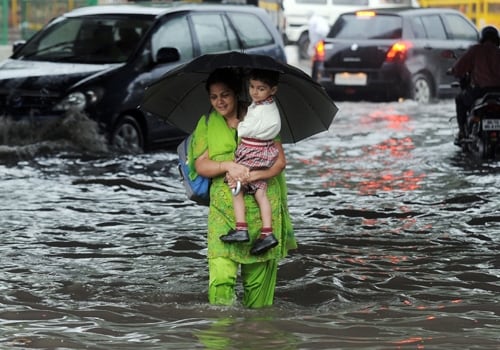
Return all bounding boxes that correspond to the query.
[458,89,500,160]
[443,48,500,160]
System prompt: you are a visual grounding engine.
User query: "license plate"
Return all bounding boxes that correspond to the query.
[334,72,367,86]
[483,119,500,131]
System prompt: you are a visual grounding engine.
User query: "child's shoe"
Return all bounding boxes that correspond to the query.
[250,233,278,255]
[220,229,250,243]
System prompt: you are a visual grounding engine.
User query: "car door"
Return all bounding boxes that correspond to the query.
[418,14,457,95]
[138,13,197,142]
[439,13,479,95]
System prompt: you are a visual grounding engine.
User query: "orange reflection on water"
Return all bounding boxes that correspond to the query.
[361,109,412,131]
[319,135,425,194]
[394,336,432,349]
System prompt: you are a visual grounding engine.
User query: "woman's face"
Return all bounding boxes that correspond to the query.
[208,82,237,118]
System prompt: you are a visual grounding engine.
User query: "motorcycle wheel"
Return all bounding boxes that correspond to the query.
[467,132,489,160]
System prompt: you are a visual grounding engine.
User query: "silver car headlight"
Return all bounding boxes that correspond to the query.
[54,91,86,112]
[54,89,101,112]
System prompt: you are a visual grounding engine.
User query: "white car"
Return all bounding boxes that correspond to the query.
[284,0,420,58]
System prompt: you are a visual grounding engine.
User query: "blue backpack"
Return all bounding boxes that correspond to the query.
[177,132,211,206]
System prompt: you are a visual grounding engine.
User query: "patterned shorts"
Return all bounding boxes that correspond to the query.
[235,138,279,194]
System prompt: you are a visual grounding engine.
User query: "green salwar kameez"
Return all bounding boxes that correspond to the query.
[189,111,297,308]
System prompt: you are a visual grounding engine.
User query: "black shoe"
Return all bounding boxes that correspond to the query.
[250,234,278,255]
[220,229,250,243]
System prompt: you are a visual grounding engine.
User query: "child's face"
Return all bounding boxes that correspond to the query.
[249,78,278,103]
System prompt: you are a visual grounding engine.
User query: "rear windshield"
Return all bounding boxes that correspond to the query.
[328,14,402,39]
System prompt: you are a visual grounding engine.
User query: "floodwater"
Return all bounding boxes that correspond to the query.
[0,99,499,350]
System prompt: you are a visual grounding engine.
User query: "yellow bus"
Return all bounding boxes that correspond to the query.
[419,0,500,29]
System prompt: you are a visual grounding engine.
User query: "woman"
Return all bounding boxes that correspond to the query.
[189,68,297,308]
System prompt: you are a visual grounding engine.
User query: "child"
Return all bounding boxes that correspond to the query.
[219,69,281,255]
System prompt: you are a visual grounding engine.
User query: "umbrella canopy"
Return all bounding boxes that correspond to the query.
[141,51,338,143]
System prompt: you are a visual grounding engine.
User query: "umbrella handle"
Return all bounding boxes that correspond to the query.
[231,181,241,196]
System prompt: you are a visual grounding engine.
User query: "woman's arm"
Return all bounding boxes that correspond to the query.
[195,150,250,180]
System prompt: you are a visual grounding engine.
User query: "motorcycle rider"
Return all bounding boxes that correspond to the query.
[451,26,500,144]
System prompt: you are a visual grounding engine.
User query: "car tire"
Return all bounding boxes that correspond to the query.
[411,73,434,104]
[111,115,144,153]
[298,32,310,59]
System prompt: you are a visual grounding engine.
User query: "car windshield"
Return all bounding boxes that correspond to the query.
[328,13,402,40]
[15,16,153,64]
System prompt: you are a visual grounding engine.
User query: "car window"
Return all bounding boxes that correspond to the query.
[442,14,479,41]
[227,13,274,48]
[410,17,427,39]
[38,18,81,51]
[16,17,152,63]
[420,15,447,40]
[328,14,402,39]
[151,15,194,62]
[191,14,239,54]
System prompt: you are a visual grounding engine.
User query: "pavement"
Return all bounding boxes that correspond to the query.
[0,45,11,60]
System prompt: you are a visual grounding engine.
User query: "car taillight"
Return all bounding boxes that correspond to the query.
[314,40,325,62]
[484,100,500,112]
[386,41,411,62]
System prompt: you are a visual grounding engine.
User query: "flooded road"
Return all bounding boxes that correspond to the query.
[0,99,499,349]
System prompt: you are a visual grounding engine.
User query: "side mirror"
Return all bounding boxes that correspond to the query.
[12,40,26,53]
[156,47,180,64]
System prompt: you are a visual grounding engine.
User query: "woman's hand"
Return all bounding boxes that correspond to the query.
[225,162,250,188]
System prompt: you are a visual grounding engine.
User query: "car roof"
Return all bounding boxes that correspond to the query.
[64,3,264,18]
[342,7,468,17]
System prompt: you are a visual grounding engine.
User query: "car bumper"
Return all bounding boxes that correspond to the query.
[313,63,411,100]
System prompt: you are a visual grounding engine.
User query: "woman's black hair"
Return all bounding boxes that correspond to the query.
[205,68,242,95]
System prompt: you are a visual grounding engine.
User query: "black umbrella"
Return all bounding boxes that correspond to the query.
[141,51,338,143]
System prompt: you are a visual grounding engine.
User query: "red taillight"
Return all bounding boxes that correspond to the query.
[314,40,325,62]
[386,41,411,62]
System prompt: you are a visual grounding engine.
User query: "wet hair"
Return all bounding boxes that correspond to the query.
[248,69,280,88]
[205,68,242,95]
[480,26,500,46]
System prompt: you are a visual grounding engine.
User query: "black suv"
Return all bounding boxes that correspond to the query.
[0,4,287,152]
[311,7,479,103]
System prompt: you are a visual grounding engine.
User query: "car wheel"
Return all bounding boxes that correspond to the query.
[412,74,433,104]
[297,32,310,60]
[111,115,144,153]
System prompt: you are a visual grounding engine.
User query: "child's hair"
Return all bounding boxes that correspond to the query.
[248,69,280,88]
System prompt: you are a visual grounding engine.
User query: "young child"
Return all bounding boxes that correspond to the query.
[219,69,281,255]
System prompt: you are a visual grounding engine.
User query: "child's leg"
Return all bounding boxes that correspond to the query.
[220,191,249,243]
[233,191,246,225]
[254,188,272,230]
[250,188,278,255]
